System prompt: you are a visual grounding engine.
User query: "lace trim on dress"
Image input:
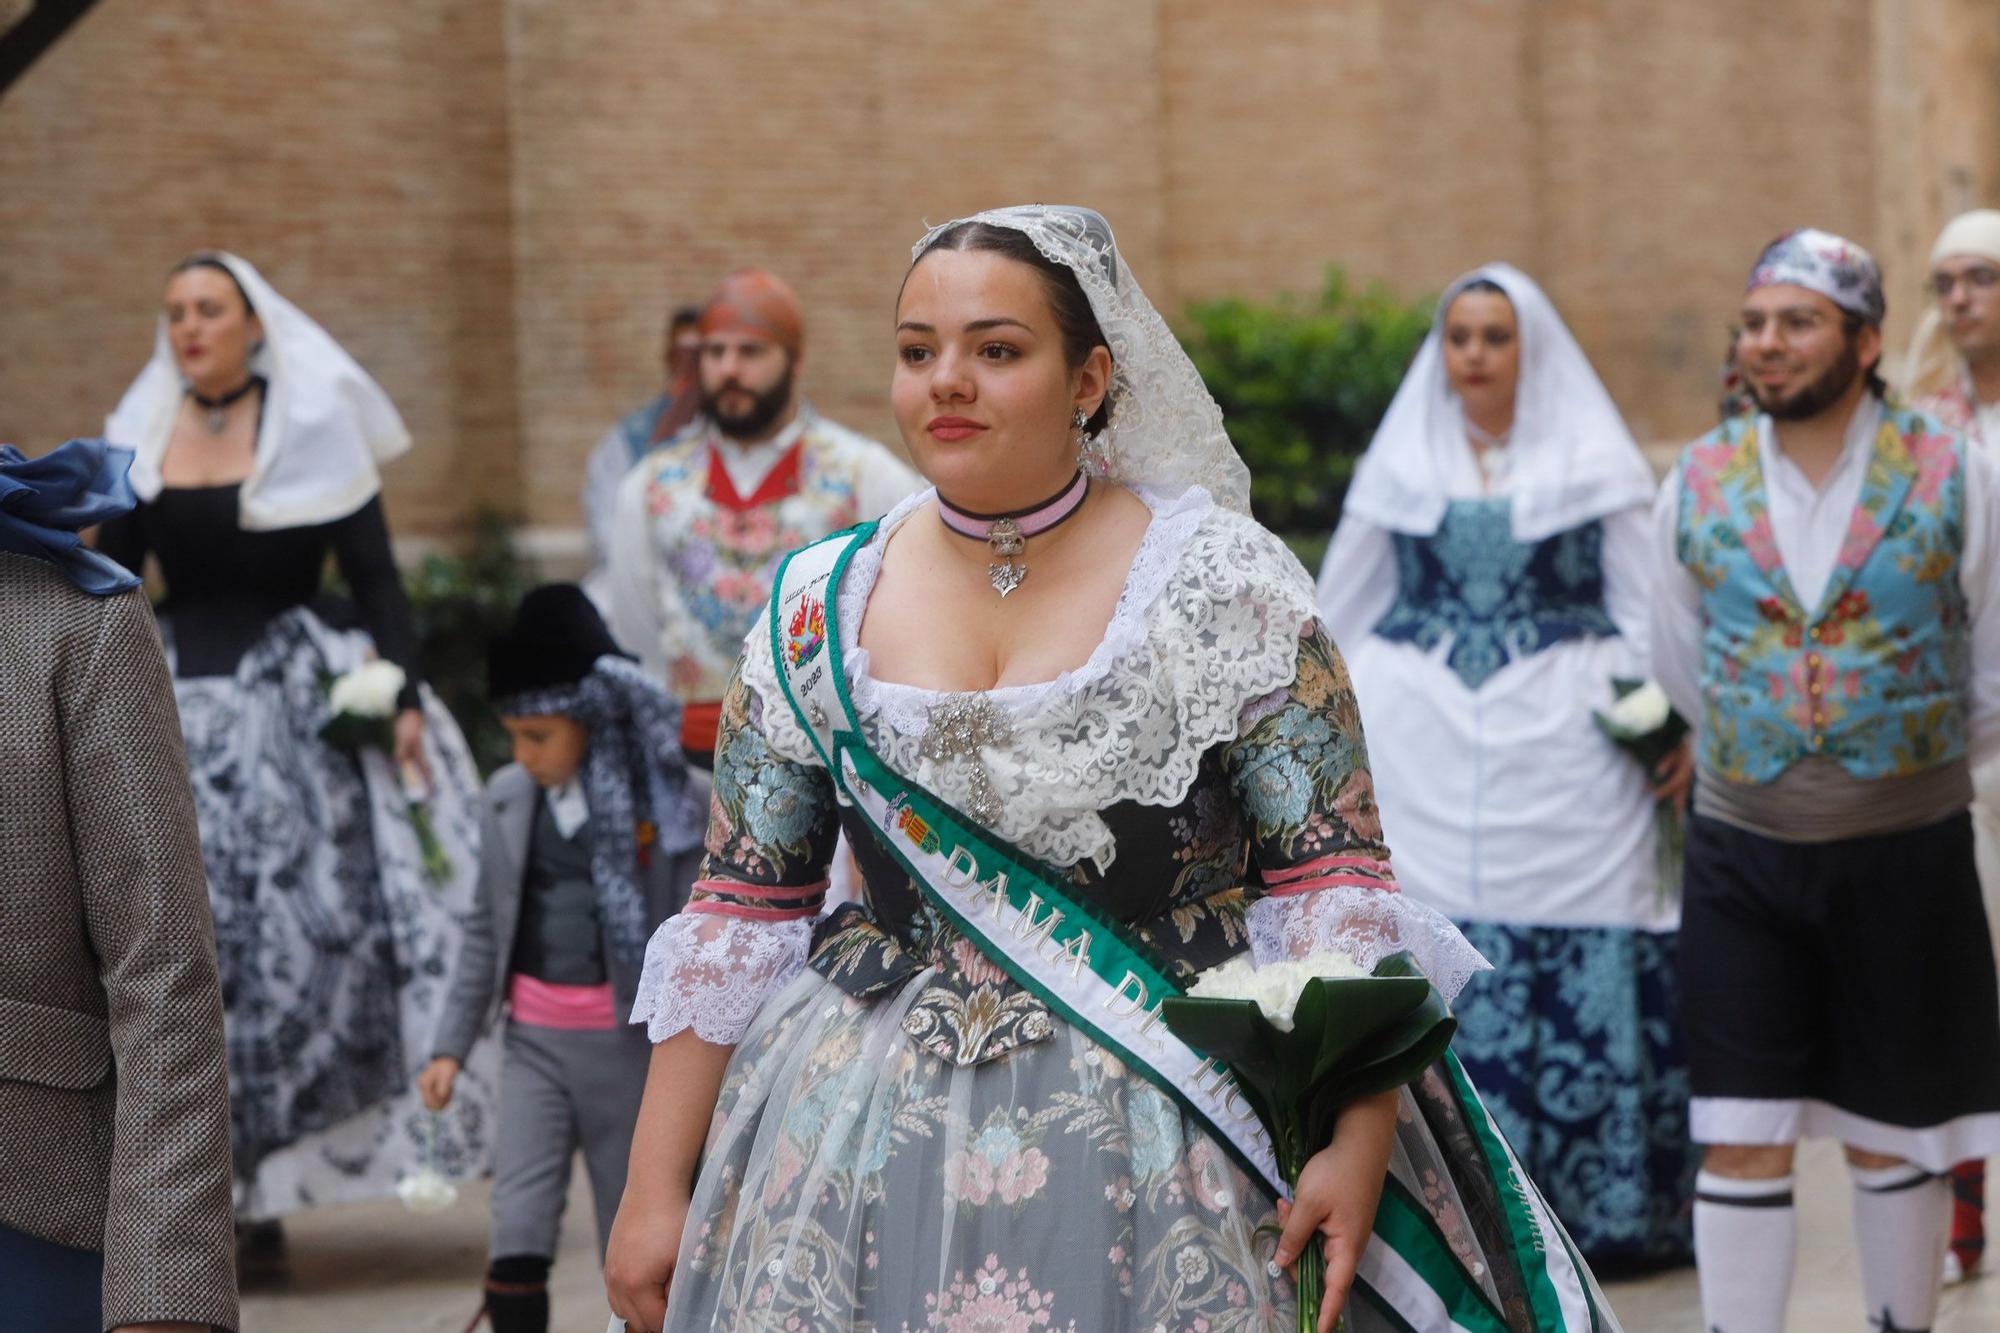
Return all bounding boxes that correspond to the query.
[844,484,1212,732]
[1244,887,1490,1004]
[628,912,814,1046]
[742,483,1324,872]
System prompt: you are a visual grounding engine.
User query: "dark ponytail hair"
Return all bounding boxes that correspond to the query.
[911,222,1114,435]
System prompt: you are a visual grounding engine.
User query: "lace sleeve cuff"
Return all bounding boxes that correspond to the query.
[628,910,815,1045]
[1244,884,1490,1004]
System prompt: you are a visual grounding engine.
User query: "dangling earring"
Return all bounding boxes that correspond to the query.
[1072,407,1092,467]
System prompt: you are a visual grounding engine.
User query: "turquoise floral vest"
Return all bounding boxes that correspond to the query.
[1674,403,1969,784]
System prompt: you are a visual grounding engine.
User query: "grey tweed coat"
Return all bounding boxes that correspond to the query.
[0,552,237,1330]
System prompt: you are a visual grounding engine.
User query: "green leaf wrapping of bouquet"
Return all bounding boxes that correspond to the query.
[320,711,395,754]
[1161,950,1456,1155]
[1151,991,1285,1132]
[1593,677,1690,770]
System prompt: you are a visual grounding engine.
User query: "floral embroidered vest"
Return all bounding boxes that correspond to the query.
[1371,497,1618,689]
[638,415,873,704]
[1918,381,1995,454]
[1674,404,1969,785]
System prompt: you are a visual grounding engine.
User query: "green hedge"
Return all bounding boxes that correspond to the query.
[404,509,534,775]
[1178,268,1431,570]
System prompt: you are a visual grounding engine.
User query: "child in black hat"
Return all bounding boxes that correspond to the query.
[418,584,705,1333]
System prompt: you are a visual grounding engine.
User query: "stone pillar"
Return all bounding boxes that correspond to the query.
[1871,0,2000,357]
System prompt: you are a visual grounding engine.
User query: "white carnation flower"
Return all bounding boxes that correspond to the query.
[1605,681,1672,735]
[328,660,408,719]
[1185,949,1371,1031]
[394,1166,458,1214]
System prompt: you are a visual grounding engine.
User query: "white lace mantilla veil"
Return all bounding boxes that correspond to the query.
[1340,262,1655,542]
[105,251,413,532]
[911,205,1253,513]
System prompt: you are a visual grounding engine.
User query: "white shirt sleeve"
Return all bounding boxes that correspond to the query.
[1648,461,1707,728]
[855,445,924,521]
[606,461,668,682]
[1960,445,2000,763]
[581,427,632,565]
[1599,501,1657,667]
[1314,517,1398,655]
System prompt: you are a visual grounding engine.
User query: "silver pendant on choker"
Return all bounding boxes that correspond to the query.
[936,470,1090,600]
[985,518,1028,597]
[187,376,261,437]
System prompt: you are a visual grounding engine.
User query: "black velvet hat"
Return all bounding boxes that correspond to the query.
[487,583,631,702]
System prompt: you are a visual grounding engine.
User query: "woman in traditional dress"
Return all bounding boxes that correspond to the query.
[1316,265,1695,1265]
[97,252,496,1256]
[604,208,1620,1332]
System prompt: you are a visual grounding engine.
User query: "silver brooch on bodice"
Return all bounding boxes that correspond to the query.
[919,695,1014,825]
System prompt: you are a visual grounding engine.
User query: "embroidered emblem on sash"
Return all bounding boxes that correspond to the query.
[887,793,942,854]
[785,595,827,668]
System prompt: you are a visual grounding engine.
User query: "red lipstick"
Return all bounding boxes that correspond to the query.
[927,415,986,441]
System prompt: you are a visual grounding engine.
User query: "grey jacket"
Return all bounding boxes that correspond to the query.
[431,763,694,1062]
[0,553,237,1329]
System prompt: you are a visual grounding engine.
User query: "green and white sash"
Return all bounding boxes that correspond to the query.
[770,522,1285,1197]
[767,524,1615,1332]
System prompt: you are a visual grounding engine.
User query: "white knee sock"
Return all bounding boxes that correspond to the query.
[1850,1162,1948,1332]
[1694,1169,1796,1333]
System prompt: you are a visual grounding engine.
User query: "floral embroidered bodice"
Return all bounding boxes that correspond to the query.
[1371,497,1618,690]
[631,414,883,702]
[1675,405,1970,784]
[630,485,1488,1069]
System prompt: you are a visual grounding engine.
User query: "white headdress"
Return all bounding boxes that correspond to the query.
[1340,263,1654,542]
[104,251,411,530]
[1900,209,2000,402]
[911,205,1251,513]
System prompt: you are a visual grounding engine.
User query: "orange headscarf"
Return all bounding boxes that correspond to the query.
[697,268,804,355]
[652,269,805,442]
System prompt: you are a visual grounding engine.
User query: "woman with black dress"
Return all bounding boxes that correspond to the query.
[99,252,496,1258]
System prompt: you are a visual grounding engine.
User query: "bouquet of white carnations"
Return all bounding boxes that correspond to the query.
[395,1110,460,1214]
[1162,949,1457,1333]
[320,660,452,886]
[1592,679,1690,905]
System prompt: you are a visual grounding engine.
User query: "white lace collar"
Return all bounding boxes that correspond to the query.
[743,482,1322,872]
[842,483,1212,731]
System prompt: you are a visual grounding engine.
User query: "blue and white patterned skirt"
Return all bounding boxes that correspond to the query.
[169,607,498,1220]
[1449,921,1696,1264]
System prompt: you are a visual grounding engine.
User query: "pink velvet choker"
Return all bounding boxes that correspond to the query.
[935,470,1090,598]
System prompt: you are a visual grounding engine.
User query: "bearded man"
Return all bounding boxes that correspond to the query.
[606,269,917,769]
[1652,228,2000,1333]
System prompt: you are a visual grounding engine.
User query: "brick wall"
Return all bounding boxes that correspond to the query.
[4,0,1997,543]
[0,1,519,536]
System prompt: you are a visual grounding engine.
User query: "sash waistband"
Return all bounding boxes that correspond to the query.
[1695,756,1972,842]
[680,698,723,755]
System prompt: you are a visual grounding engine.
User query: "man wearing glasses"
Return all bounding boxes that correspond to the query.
[1901,208,2000,1288]
[1651,228,2000,1333]
[1906,211,2000,450]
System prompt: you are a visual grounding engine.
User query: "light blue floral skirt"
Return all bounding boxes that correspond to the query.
[661,962,1620,1330]
[1450,921,1696,1264]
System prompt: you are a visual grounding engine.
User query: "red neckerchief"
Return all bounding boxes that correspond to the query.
[705,437,805,512]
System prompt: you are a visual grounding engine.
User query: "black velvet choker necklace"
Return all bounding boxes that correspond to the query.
[187,376,263,433]
[935,470,1090,598]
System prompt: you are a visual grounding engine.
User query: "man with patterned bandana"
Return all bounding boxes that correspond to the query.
[1652,227,2000,1333]
[606,268,918,772]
